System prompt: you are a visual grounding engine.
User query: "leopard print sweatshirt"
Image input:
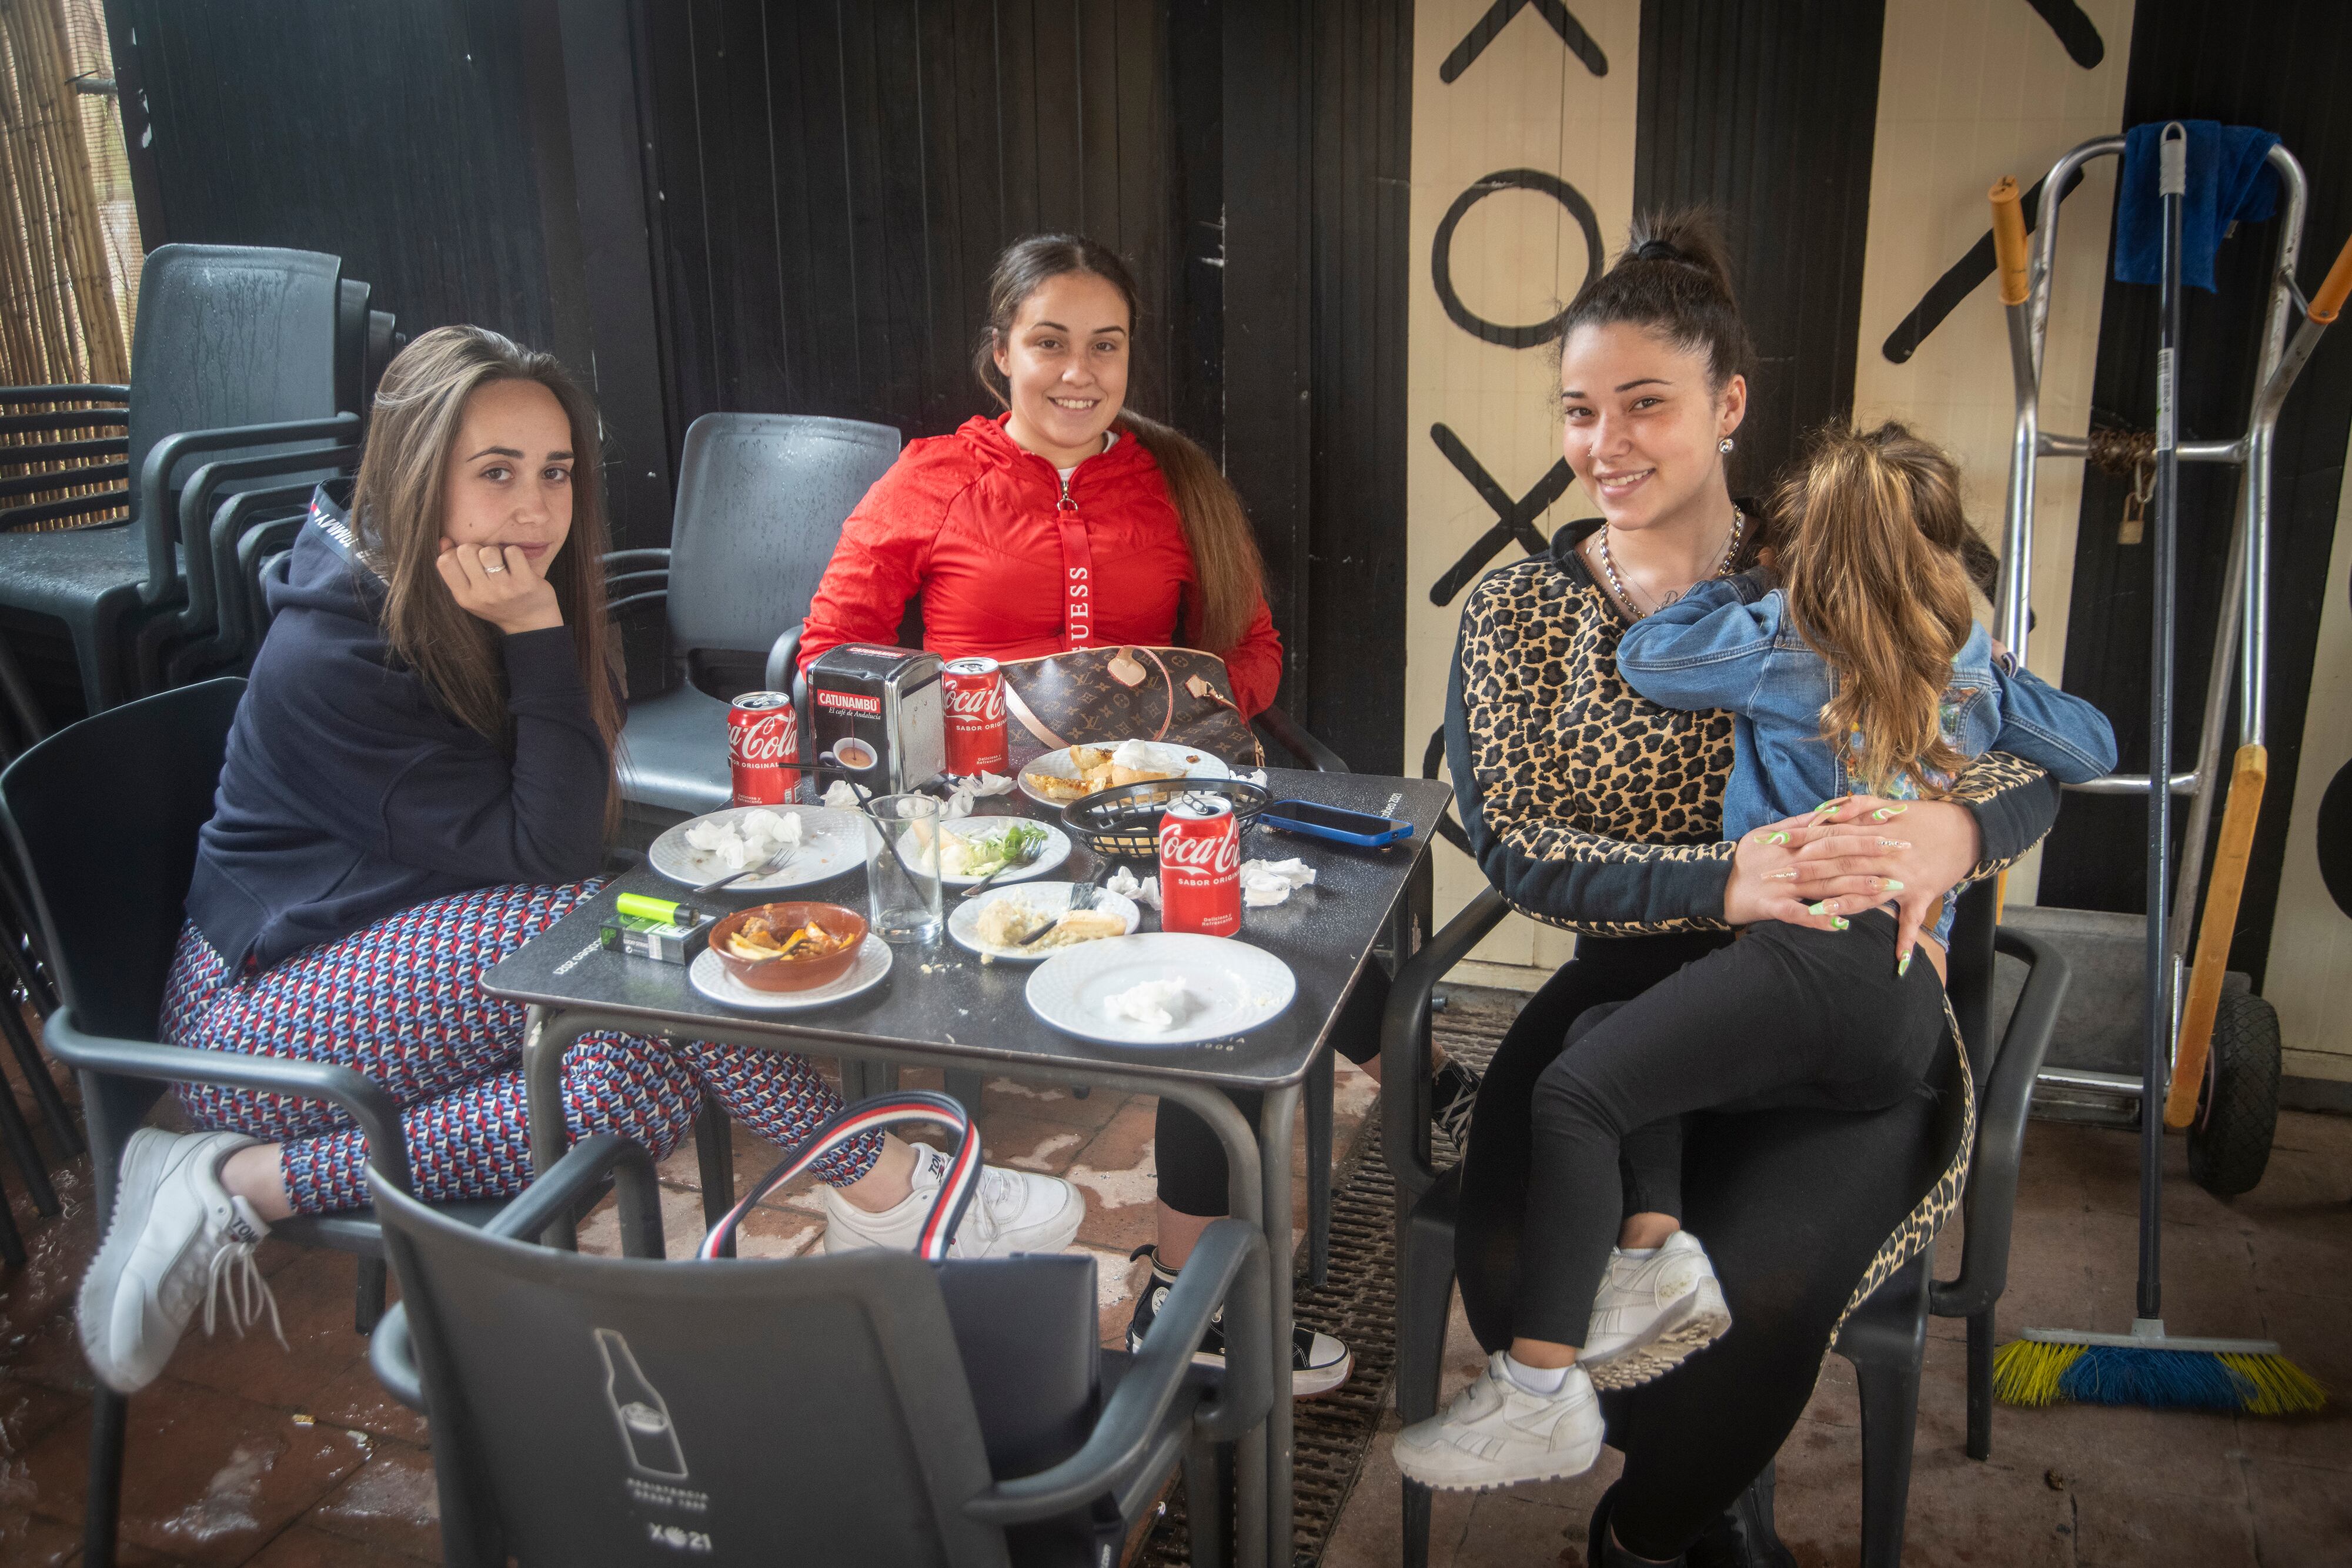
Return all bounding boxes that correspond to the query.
[1444,520,2060,938]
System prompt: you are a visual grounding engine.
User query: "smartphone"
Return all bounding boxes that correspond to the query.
[1259,799,1415,848]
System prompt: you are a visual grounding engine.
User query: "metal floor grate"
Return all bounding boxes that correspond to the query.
[1134,988,1516,1566]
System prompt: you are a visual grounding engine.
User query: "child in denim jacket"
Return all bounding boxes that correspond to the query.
[1401,423,2116,1484]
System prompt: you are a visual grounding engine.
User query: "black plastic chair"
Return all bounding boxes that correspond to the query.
[607,413,902,817]
[0,246,365,717]
[368,1129,1269,1567]
[0,678,597,1567]
[1384,880,2070,1567]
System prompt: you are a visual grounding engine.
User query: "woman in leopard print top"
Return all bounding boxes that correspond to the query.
[1430,215,2063,1565]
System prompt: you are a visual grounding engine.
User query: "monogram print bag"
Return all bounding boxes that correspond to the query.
[998,645,1263,767]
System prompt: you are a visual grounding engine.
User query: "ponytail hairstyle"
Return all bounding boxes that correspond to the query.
[1771,420,1989,798]
[973,235,1268,656]
[355,326,623,776]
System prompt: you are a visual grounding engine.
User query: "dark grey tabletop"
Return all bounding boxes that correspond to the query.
[482,771,1451,1091]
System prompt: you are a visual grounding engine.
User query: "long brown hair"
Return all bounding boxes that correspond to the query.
[1561,209,1754,393]
[973,235,1268,655]
[1772,421,1986,798]
[355,326,622,771]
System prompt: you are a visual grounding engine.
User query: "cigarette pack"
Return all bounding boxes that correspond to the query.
[599,910,713,965]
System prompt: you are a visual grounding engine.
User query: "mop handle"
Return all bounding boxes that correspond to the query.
[2310,227,2352,323]
[2141,125,2188,1327]
[1990,177,2031,306]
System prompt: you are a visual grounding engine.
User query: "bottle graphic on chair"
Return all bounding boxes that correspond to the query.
[596,1328,690,1480]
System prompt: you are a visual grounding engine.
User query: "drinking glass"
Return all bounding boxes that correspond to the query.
[864,793,944,944]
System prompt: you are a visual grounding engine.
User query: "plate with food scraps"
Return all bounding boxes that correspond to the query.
[688,932,893,1011]
[948,882,1143,962]
[650,805,865,891]
[1017,739,1231,808]
[896,817,1071,887]
[1024,933,1294,1046]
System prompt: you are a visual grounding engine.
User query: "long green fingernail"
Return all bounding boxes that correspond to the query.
[1808,901,1830,915]
[1881,879,1906,892]
[1897,949,1913,976]
[1833,916,1852,931]
[1768,831,1789,845]
[1870,805,1909,821]
[1814,800,1840,814]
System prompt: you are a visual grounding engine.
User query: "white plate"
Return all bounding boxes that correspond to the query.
[687,933,893,1011]
[1024,934,1295,1046]
[896,819,1072,887]
[1015,741,1232,807]
[650,805,865,892]
[948,882,1144,962]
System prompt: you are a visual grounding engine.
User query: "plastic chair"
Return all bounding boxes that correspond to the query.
[1383,881,2070,1567]
[0,679,609,1567]
[367,1129,1269,1568]
[607,413,902,817]
[0,246,365,717]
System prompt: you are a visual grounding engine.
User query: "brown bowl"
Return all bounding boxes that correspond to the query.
[707,902,868,992]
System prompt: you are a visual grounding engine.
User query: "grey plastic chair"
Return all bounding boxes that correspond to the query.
[1383,880,2070,1567]
[0,246,365,717]
[608,413,902,816]
[368,1129,1268,1567]
[0,678,605,1567]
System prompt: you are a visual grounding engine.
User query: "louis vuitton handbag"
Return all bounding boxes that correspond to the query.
[998,644,1264,767]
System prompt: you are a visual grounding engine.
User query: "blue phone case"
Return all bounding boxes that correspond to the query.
[1259,800,1414,848]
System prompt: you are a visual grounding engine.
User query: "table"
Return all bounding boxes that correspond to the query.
[482,768,1451,1568]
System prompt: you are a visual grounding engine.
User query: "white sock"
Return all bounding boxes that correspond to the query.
[1502,1353,1572,1395]
[1615,1245,1659,1260]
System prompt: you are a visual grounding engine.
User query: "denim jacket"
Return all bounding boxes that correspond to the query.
[1615,569,2119,942]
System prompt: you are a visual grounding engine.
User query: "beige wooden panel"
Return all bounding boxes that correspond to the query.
[1850,0,2137,906]
[2267,427,2352,1082]
[1406,0,1643,970]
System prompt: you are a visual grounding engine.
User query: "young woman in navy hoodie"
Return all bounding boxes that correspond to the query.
[76,327,1080,1394]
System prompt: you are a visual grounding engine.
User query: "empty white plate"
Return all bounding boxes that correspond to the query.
[687,934,893,1011]
[1024,933,1294,1046]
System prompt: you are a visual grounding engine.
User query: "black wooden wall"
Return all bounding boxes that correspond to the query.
[108,0,557,353]
[2036,0,2352,985]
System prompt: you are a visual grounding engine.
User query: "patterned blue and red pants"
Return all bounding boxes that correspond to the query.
[161,880,881,1213]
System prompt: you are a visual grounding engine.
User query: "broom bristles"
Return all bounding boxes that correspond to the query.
[1993,1338,2327,1415]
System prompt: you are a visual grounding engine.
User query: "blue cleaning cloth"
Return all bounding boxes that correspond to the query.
[2113,121,2281,292]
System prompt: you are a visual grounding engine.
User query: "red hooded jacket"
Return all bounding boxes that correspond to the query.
[799,414,1283,717]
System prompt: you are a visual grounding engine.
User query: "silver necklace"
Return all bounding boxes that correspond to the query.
[1595,506,1745,619]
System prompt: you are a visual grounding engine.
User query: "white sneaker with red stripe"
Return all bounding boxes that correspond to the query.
[821,1142,1083,1257]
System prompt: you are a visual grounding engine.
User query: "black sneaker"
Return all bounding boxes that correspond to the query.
[1431,1057,1483,1156]
[1126,1244,1353,1396]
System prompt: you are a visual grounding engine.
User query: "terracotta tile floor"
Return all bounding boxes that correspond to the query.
[2,997,2347,1565]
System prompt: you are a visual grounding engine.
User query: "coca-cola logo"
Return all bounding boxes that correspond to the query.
[943,683,1007,721]
[731,716,795,764]
[1158,823,1241,876]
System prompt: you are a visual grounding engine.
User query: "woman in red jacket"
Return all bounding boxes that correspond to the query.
[803,236,1480,1396]
[799,239,1282,714]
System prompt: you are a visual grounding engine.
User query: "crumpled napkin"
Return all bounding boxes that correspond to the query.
[820,780,863,810]
[1240,857,1316,908]
[1104,865,1161,909]
[938,770,1015,820]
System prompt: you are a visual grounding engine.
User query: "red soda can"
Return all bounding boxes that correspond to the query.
[1158,794,1242,937]
[940,656,1009,776]
[727,692,800,804]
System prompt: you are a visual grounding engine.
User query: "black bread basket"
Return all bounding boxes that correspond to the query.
[1060,778,1272,861]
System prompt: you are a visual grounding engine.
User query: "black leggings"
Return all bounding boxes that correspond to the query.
[1456,928,1963,1560]
[1155,965,1388,1219]
[1515,911,1947,1345]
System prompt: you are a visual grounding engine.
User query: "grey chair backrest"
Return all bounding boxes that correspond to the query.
[126,245,346,502]
[374,1178,1105,1568]
[667,413,901,658]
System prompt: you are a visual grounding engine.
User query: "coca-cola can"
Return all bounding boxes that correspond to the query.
[1158,794,1242,938]
[727,692,800,805]
[940,656,1009,776]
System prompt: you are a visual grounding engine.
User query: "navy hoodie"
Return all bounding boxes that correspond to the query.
[186,485,609,971]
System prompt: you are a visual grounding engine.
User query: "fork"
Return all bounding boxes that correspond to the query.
[1014,868,1111,946]
[690,843,800,898]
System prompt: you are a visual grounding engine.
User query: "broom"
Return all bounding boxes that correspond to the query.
[1990,128,2324,1416]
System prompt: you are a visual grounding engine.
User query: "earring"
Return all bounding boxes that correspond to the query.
[1719,436,1736,455]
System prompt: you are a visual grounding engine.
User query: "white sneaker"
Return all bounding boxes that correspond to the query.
[1578,1231,1732,1390]
[77,1128,282,1395]
[821,1142,1084,1258]
[1392,1352,1603,1492]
